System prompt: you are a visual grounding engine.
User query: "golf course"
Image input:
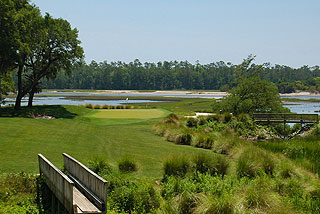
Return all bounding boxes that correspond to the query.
[0,101,212,178]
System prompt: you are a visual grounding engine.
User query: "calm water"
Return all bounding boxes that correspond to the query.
[4,97,162,106]
[4,92,320,115]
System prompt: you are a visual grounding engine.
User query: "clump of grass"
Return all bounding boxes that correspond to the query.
[175,129,193,145]
[163,156,190,178]
[193,134,214,149]
[243,180,273,209]
[192,154,229,176]
[163,113,179,125]
[194,193,234,214]
[236,146,275,178]
[278,161,297,179]
[118,156,138,173]
[88,157,113,175]
[186,117,198,128]
[84,103,93,108]
[93,104,101,109]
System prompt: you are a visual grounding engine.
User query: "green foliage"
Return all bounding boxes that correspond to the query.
[193,134,214,149]
[192,154,229,176]
[163,156,190,178]
[186,117,198,128]
[118,157,138,173]
[215,77,285,115]
[88,157,113,175]
[236,147,275,178]
[109,182,160,214]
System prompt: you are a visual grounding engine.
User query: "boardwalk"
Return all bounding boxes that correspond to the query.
[253,113,318,124]
[38,154,107,214]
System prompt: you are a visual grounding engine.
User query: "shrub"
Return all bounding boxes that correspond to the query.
[220,113,232,123]
[186,117,198,128]
[163,113,179,125]
[102,104,110,109]
[244,180,272,209]
[118,157,138,173]
[194,193,234,214]
[175,131,192,145]
[194,134,214,149]
[236,152,257,178]
[110,183,160,213]
[198,116,207,126]
[163,156,190,178]
[206,114,219,123]
[192,154,229,176]
[88,158,113,175]
[84,103,93,109]
[278,162,296,179]
[93,104,101,109]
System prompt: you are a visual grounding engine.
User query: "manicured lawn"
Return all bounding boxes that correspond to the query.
[90,109,168,119]
[0,105,210,178]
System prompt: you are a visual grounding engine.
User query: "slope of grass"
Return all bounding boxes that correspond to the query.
[0,105,210,178]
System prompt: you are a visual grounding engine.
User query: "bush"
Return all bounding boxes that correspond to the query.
[163,113,179,125]
[84,103,93,109]
[236,152,257,178]
[194,134,214,149]
[206,114,219,123]
[186,117,198,128]
[118,157,138,173]
[220,112,233,123]
[93,104,101,109]
[102,104,110,109]
[163,156,190,178]
[192,154,229,176]
[88,157,113,175]
[175,130,192,145]
[110,183,160,213]
[194,193,234,214]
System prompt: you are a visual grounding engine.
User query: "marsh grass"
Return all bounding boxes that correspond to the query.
[118,157,138,173]
[163,156,190,178]
[236,146,275,178]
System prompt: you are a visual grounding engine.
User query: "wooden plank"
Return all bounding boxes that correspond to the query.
[253,113,318,123]
[63,153,107,213]
[73,188,101,213]
[38,154,74,214]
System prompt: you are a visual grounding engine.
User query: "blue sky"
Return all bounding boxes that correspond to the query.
[32,0,319,67]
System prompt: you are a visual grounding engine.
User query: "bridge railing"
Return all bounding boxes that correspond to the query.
[253,113,318,123]
[63,153,107,212]
[38,154,74,214]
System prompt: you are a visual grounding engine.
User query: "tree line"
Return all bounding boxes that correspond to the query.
[39,59,320,93]
[0,0,83,109]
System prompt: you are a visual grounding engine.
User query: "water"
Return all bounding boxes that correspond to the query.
[4,92,320,115]
[3,97,162,106]
[283,102,320,115]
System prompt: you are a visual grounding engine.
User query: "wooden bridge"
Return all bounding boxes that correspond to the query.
[38,153,107,214]
[253,113,318,124]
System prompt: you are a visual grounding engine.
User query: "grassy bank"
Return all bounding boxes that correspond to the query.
[0,105,211,178]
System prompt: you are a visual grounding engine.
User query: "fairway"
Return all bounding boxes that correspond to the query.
[91,109,167,119]
[0,105,211,178]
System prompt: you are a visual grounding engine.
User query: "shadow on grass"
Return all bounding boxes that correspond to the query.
[0,105,77,119]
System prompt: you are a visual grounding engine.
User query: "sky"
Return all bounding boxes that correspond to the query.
[31,0,320,67]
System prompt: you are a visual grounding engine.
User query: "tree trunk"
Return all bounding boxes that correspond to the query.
[28,87,36,107]
[0,72,2,108]
[15,64,24,110]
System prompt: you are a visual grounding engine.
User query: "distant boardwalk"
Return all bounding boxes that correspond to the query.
[253,113,318,124]
[38,154,107,214]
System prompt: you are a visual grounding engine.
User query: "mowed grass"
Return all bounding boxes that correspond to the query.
[0,105,210,178]
[91,109,167,119]
[86,109,170,126]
